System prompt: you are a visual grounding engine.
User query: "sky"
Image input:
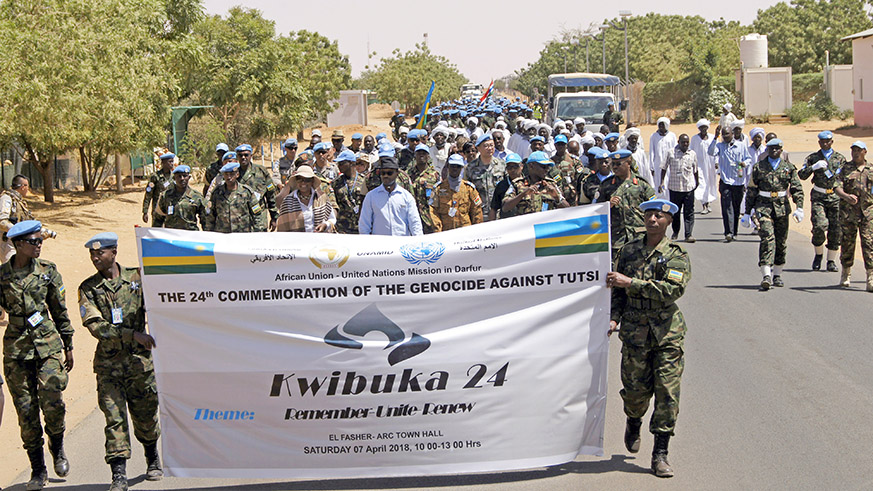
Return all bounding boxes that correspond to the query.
[203,0,784,84]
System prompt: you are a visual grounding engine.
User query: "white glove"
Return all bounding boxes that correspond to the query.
[792,208,804,223]
[740,214,752,228]
[811,160,827,171]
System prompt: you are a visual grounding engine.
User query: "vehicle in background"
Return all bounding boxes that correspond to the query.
[547,73,626,132]
[461,83,484,98]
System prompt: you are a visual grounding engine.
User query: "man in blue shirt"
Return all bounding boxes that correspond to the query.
[359,156,423,236]
[709,127,752,242]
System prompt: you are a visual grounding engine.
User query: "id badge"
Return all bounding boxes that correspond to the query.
[824,169,834,179]
[27,311,44,327]
[353,205,359,214]
[448,207,457,217]
[541,202,549,212]
[111,307,123,325]
[163,181,170,188]
[167,205,174,215]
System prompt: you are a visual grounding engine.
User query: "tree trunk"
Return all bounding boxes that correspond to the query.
[79,146,94,192]
[40,161,54,203]
[115,153,123,192]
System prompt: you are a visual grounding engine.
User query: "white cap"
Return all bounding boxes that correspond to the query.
[696,119,710,128]
[573,117,586,125]
[311,129,322,137]
[399,126,409,134]
[723,103,733,111]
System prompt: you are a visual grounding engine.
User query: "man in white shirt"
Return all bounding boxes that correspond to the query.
[690,119,718,214]
[649,117,677,199]
[428,126,450,174]
[358,156,423,236]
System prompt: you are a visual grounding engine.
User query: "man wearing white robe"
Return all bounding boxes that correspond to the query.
[649,117,677,199]
[624,127,653,186]
[690,119,718,214]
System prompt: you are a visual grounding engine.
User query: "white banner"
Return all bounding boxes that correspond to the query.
[136,203,611,479]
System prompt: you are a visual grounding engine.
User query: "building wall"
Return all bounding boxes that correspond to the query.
[852,37,873,127]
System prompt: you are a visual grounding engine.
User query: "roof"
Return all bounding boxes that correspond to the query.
[842,28,873,41]
[547,73,621,87]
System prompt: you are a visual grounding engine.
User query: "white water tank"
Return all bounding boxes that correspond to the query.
[740,34,768,68]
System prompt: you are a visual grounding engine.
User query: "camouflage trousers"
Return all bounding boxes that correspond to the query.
[3,353,68,450]
[757,213,790,266]
[620,335,684,435]
[840,215,873,270]
[96,361,160,463]
[810,196,841,249]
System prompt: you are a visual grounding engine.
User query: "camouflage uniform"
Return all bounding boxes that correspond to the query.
[576,169,602,205]
[239,164,278,232]
[550,154,580,206]
[155,186,207,230]
[612,237,690,435]
[599,175,657,257]
[367,169,413,194]
[314,162,340,182]
[432,179,483,231]
[142,170,173,222]
[465,156,506,218]
[1,257,72,451]
[0,189,35,262]
[836,159,873,270]
[501,176,561,217]
[205,183,264,233]
[745,157,804,267]
[78,265,159,463]
[408,162,442,234]
[272,156,295,188]
[331,173,368,234]
[799,149,845,249]
[203,159,223,196]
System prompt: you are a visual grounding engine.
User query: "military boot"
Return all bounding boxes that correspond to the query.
[867,270,873,292]
[651,433,674,478]
[812,254,823,270]
[144,442,163,481]
[48,432,70,477]
[624,417,642,453]
[108,458,128,491]
[760,275,771,291]
[25,448,48,491]
[840,268,851,288]
[826,260,838,272]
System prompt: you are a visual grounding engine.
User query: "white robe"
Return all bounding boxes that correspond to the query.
[649,131,677,199]
[691,133,718,204]
[630,146,653,187]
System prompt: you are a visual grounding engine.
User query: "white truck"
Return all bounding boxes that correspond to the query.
[460,83,484,99]
[547,73,625,132]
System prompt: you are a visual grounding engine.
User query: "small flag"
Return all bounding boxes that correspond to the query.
[141,238,216,275]
[534,215,610,257]
[415,81,436,130]
[479,80,494,103]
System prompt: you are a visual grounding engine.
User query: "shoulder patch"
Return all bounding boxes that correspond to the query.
[667,269,684,282]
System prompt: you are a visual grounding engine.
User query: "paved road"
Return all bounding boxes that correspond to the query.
[8,203,873,490]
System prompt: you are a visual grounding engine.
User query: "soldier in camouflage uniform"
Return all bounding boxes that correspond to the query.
[835,141,873,291]
[155,165,207,230]
[272,138,298,188]
[433,154,483,231]
[599,149,657,259]
[742,139,805,290]
[465,133,506,220]
[408,144,442,234]
[576,148,610,205]
[607,198,690,478]
[501,151,569,216]
[551,135,580,206]
[331,150,368,234]
[1,220,73,490]
[202,143,228,196]
[0,175,57,263]
[236,144,278,232]
[205,161,264,233]
[799,131,845,271]
[78,232,161,491]
[142,153,175,225]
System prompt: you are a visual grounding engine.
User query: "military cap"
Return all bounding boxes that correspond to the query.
[528,151,554,165]
[529,136,545,143]
[851,140,867,150]
[414,143,430,153]
[159,152,175,160]
[766,138,783,147]
[84,232,118,250]
[376,132,387,140]
[588,147,609,159]
[173,165,191,174]
[351,133,363,140]
[818,130,833,140]
[609,149,633,159]
[235,144,253,153]
[222,151,237,161]
[377,144,396,158]
[331,129,344,139]
[475,133,492,146]
[640,198,678,215]
[505,152,523,164]
[220,161,240,173]
[604,132,620,142]
[313,142,330,153]
[284,138,298,147]
[7,220,42,240]
[607,101,615,107]
[378,156,400,170]
[554,134,568,144]
[216,143,229,152]
[447,154,466,167]
[335,150,357,163]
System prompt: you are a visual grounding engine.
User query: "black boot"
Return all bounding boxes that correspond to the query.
[826,260,839,272]
[108,458,128,491]
[48,432,70,477]
[812,254,823,270]
[624,417,642,453]
[25,447,48,491]
[144,442,163,481]
[651,433,674,478]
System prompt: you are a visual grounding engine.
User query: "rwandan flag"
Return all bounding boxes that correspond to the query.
[141,238,216,275]
[415,81,435,130]
[479,80,494,103]
[534,215,610,257]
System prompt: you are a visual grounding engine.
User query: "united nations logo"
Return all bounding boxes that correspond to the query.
[309,246,350,269]
[399,242,445,265]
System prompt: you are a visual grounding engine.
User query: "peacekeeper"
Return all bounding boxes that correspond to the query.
[155,165,207,230]
[433,154,483,231]
[272,138,298,188]
[576,147,611,205]
[501,151,569,216]
[0,175,57,263]
[205,161,264,233]
[742,139,804,290]
[599,149,657,259]
[331,150,368,234]
[835,141,873,291]
[141,153,174,224]
[799,130,845,272]
[78,233,161,491]
[202,143,228,196]
[607,199,690,479]
[551,134,580,206]
[236,144,278,232]
[466,133,506,220]
[408,143,442,234]
[490,152,524,219]
[367,144,414,193]
[1,220,73,491]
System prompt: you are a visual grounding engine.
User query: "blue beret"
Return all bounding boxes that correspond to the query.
[554,134,568,144]
[220,161,240,173]
[84,232,118,250]
[609,149,633,159]
[508,108,518,113]
[313,142,330,153]
[335,150,357,163]
[505,152,523,164]
[351,133,363,140]
[529,136,545,143]
[851,140,867,150]
[414,143,430,153]
[216,143,229,152]
[222,151,237,161]
[588,147,609,159]
[605,132,620,141]
[475,133,492,146]
[376,132,387,140]
[173,165,191,174]
[818,131,833,140]
[284,138,298,147]
[7,220,42,240]
[378,145,396,158]
[159,153,175,160]
[460,111,468,117]
[640,199,678,215]
[235,144,252,153]
[766,138,783,147]
[407,129,423,139]
[447,154,466,167]
[528,151,554,165]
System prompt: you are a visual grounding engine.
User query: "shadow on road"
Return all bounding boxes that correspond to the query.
[551,454,650,475]
[704,284,765,291]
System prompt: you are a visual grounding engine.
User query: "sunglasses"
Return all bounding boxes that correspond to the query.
[20,237,43,246]
[238,153,252,158]
[286,146,298,150]
[380,170,397,176]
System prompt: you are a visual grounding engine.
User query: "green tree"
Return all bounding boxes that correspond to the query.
[368,44,468,112]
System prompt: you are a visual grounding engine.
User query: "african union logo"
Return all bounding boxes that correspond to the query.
[324,304,431,366]
[399,242,445,265]
[309,245,350,269]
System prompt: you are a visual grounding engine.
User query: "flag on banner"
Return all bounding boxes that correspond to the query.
[533,214,610,256]
[415,81,435,129]
[141,238,216,275]
[479,80,494,103]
